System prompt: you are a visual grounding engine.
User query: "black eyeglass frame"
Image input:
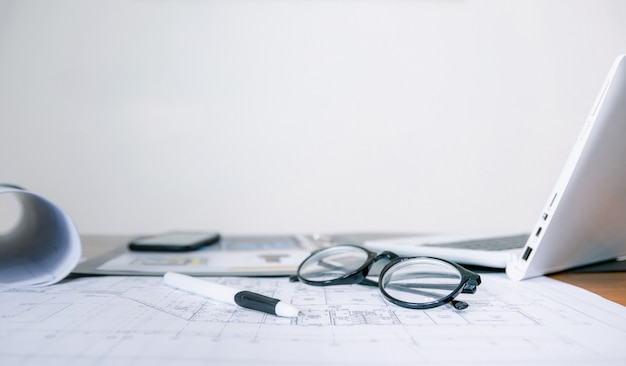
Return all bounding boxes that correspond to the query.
[295,245,482,310]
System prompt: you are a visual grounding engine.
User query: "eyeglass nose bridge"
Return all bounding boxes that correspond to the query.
[372,250,400,262]
[361,251,402,284]
[347,248,399,285]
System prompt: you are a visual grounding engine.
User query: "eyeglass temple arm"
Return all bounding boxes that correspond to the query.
[314,250,400,277]
[389,271,481,294]
[384,283,470,306]
[360,278,378,287]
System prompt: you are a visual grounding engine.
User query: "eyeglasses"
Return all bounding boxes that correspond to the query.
[294,245,481,310]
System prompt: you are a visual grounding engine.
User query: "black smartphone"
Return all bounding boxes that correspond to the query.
[128,231,220,252]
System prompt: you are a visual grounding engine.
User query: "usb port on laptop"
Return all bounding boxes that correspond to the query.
[522,247,533,261]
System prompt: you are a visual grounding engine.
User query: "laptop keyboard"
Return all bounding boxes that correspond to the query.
[423,234,530,251]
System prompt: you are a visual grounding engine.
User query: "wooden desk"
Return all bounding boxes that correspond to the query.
[80,235,626,307]
[550,272,626,306]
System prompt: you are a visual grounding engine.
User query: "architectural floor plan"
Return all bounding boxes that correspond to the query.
[1,273,625,365]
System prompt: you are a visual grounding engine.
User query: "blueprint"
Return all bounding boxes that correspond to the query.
[1,273,625,366]
[0,185,81,288]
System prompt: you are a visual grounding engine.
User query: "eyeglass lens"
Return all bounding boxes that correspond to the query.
[298,246,370,282]
[379,258,463,305]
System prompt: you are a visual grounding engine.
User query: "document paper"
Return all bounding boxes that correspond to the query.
[0,186,81,288]
[1,273,624,365]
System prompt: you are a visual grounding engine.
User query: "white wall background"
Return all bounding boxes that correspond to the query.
[1,0,625,236]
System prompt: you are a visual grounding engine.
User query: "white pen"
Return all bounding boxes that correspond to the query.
[163,272,300,318]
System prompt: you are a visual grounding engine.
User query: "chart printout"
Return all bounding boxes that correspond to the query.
[0,273,625,366]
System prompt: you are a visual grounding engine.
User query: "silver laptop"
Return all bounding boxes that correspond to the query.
[365,54,626,280]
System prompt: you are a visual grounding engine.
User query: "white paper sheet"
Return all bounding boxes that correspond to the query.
[1,273,624,365]
[0,186,81,288]
[96,244,311,276]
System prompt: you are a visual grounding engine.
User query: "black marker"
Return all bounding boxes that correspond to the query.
[163,272,300,317]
